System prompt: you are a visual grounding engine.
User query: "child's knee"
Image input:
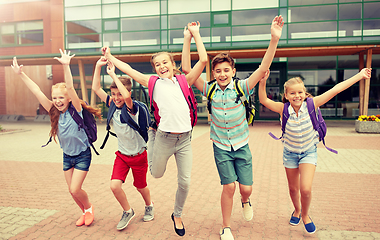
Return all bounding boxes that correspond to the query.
[223,182,236,195]
[110,181,122,193]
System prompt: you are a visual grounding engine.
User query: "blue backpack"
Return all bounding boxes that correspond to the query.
[43,102,99,155]
[100,97,151,149]
[269,97,337,154]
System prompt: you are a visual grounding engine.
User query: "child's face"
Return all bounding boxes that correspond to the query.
[110,88,125,108]
[52,88,71,112]
[284,83,306,109]
[212,62,236,91]
[153,54,175,79]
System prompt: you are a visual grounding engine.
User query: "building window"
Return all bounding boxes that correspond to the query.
[0,20,43,47]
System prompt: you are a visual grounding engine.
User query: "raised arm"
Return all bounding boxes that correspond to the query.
[54,49,82,112]
[185,21,208,86]
[258,70,283,115]
[181,25,192,75]
[313,68,372,108]
[11,57,53,112]
[102,46,150,87]
[106,61,133,110]
[92,57,108,103]
[248,15,284,90]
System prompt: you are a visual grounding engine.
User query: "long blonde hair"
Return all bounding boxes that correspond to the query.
[150,52,182,76]
[49,82,102,143]
[282,77,313,103]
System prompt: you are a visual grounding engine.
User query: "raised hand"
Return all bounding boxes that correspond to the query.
[96,56,108,68]
[260,69,270,83]
[11,57,23,75]
[271,15,284,40]
[183,25,192,39]
[187,21,200,35]
[54,49,75,65]
[102,46,111,58]
[360,68,372,79]
[106,61,116,76]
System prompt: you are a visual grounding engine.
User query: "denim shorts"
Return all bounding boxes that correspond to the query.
[213,143,253,186]
[63,147,91,171]
[283,146,317,169]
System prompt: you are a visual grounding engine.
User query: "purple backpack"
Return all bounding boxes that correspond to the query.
[269,97,337,154]
[68,102,99,155]
[43,102,99,155]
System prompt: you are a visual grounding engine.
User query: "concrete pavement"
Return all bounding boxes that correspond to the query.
[0,119,379,240]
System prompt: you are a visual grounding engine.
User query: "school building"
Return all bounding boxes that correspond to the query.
[0,0,379,121]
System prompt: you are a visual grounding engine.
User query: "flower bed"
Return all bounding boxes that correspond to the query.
[355,115,380,133]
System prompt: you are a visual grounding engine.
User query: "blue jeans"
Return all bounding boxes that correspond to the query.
[63,147,91,171]
[148,129,192,218]
[283,146,317,169]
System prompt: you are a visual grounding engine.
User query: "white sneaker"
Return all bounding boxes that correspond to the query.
[242,198,253,221]
[143,203,154,222]
[220,227,234,240]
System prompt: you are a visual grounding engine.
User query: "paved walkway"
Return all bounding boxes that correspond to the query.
[0,119,379,240]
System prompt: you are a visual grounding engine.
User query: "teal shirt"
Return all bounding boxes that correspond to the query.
[203,78,254,151]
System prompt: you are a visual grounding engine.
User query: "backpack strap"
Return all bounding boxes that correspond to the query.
[68,102,99,155]
[233,79,254,125]
[176,74,197,127]
[306,97,337,154]
[206,80,217,114]
[148,75,160,125]
[120,101,150,142]
[268,102,290,140]
[100,98,117,149]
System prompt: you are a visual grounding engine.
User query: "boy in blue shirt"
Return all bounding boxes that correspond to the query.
[183,16,284,240]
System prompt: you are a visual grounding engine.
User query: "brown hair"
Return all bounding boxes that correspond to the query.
[150,52,182,75]
[48,82,102,143]
[211,53,235,70]
[110,76,132,92]
[282,77,313,103]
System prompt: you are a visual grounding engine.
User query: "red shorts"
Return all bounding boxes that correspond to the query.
[111,150,148,189]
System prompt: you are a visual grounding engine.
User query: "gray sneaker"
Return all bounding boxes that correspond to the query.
[143,204,154,222]
[116,209,135,230]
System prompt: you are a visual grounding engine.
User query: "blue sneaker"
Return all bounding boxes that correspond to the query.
[304,216,316,234]
[289,211,301,226]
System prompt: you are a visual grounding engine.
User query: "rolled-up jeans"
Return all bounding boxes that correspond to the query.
[148,128,192,218]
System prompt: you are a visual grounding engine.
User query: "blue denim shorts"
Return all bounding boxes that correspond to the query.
[213,143,253,186]
[283,146,317,169]
[63,147,91,171]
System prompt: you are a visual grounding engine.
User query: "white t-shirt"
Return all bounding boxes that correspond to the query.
[153,76,192,133]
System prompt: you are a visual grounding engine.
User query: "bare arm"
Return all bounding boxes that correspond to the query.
[185,21,208,86]
[181,25,192,75]
[248,15,284,90]
[92,57,109,103]
[258,70,283,115]
[54,49,82,112]
[313,68,372,108]
[11,57,53,112]
[106,62,133,110]
[102,46,150,87]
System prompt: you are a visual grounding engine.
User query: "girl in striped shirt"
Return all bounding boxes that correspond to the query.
[259,68,371,234]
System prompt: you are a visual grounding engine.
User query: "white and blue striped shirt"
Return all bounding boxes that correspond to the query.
[282,102,319,153]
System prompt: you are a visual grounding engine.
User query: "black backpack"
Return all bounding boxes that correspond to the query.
[100,98,151,149]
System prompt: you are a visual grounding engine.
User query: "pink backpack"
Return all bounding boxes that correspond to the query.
[148,75,198,127]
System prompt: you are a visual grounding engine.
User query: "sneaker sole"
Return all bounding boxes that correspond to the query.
[143,216,154,222]
[117,213,135,231]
